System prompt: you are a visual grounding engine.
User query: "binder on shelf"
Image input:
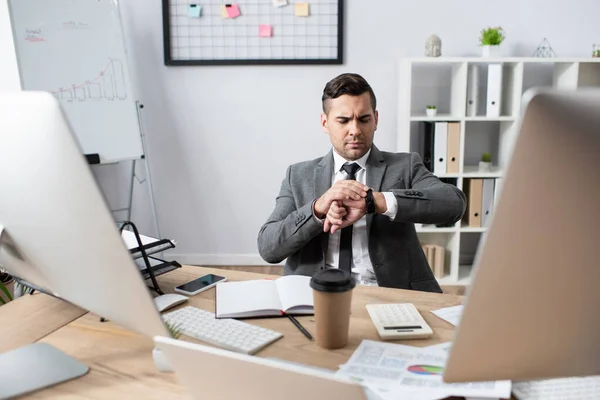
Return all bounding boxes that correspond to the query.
[481,179,495,227]
[446,122,460,174]
[463,179,483,228]
[494,177,503,207]
[486,64,503,117]
[421,122,435,172]
[421,243,445,279]
[433,122,448,175]
[467,64,480,117]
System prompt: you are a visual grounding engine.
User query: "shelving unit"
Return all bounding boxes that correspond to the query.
[398,57,600,285]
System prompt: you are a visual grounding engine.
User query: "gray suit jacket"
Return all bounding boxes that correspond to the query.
[257,146,466,293]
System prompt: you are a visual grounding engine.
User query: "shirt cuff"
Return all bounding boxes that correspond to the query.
[382,192,398,220]
[311,199,325,225]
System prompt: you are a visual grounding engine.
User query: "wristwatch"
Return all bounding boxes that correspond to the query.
[365,188,376,214]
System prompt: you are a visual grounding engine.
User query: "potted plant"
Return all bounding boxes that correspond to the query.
[479,152,492,172]
[479,26,505,57]
[152,321,181,372]
[426,105,437,117]
[0,270,14,305]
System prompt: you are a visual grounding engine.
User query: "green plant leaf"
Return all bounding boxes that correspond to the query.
[481,152,492,162]
[479,26,505,46]
[165,321,182,339]
[0,282,11,302]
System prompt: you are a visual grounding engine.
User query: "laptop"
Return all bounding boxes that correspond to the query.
[444,88,600,383]
[154,336,370,400]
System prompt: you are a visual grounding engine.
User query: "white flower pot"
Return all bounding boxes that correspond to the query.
[152,348,173,372]
[481,45,500,58]
[426,108,437,117]
[479,161,492,172]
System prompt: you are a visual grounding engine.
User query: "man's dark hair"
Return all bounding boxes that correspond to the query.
[321,73,377,114]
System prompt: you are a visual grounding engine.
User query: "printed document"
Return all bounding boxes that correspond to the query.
[335,340,511,399]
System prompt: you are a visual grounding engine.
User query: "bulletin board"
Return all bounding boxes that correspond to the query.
[162,0,344,65]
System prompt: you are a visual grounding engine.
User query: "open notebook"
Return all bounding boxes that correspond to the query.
[215,276,314,319]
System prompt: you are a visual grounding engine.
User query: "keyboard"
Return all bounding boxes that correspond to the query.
[512,376,600,399]
[162,306,283,354]
[366,303,433,340]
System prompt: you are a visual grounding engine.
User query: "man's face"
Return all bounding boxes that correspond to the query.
[321,92,378,161]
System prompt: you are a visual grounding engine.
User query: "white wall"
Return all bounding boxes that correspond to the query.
[2,1,600,265]
[0,0,20,90]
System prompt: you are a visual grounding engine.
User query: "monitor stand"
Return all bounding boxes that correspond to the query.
[0,342,89,398]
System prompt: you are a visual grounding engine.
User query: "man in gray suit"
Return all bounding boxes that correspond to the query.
[258,73,466,293]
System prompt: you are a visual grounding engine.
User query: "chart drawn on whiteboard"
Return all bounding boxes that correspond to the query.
[51,58,127,102]
[8,0,145,162]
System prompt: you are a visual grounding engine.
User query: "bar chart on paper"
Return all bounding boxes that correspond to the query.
[8,0,144,163]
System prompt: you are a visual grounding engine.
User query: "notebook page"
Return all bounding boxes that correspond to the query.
[275,275,313,314]
[216,280,282,317]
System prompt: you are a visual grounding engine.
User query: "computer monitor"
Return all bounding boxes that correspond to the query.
[0,91,168,337]
[0,91,169,396]
[444,88,600,383]
[154,336,370,400]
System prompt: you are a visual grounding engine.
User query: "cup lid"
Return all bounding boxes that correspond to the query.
[310,269,355,293]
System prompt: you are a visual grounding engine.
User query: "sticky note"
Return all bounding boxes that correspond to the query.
[188,4,201,18]
[259,24,273,37]
[272,0,287,7]
[294,3,309,16]
[221,5,228,18]
[224,3,241,18]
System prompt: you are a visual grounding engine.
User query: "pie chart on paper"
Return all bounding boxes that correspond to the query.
[407,365,444,376]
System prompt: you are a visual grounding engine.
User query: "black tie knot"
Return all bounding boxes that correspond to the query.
[341,163,361,180]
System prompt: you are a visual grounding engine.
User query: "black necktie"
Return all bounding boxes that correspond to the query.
[338,163,361,273]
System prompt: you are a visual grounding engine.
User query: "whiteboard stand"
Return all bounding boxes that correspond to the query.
[136,101,161,240]
[108,102,161,241]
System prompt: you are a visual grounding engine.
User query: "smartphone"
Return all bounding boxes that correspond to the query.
[174,274,227,296]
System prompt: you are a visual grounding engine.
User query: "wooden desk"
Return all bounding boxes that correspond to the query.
[0,266,463,399]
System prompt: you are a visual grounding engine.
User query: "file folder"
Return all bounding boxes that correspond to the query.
[433,245,445,279]
[486,64,503,117]
[434,122,448,175]
[464,179,483,228]
[467,65,480,117]
[481,179,495,227]
[494,177,503,207]
[446,122,460,174]
[422,122,434,172]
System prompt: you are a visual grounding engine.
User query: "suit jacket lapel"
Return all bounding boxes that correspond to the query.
[366,145,387,235]
[315,150,334,259]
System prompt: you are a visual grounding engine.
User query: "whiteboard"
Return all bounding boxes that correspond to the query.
[8,0,143,163]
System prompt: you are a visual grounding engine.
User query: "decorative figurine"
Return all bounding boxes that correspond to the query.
[425,35,442,57]
[533,38,556,58]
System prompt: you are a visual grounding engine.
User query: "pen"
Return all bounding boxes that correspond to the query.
[287,314,313,341]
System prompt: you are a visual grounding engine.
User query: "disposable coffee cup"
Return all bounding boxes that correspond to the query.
[310,269,356,349]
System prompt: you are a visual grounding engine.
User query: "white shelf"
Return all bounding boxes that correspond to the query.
[462,165,503,178]
[437,274,457,285]
[416,225,456,233]
[410,115,461,121]
[458,265,473,285]
[460,226,486,233]
[403,56,600,64]
[464,116,516,122]
[399,57,600,286]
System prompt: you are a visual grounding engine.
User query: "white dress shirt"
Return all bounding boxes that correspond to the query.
[313,149,398,285]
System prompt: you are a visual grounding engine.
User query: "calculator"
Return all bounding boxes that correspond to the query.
[366,303,434,340]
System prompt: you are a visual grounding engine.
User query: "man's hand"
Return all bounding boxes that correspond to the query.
[314,180,369,219]
[324,198,367,234]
